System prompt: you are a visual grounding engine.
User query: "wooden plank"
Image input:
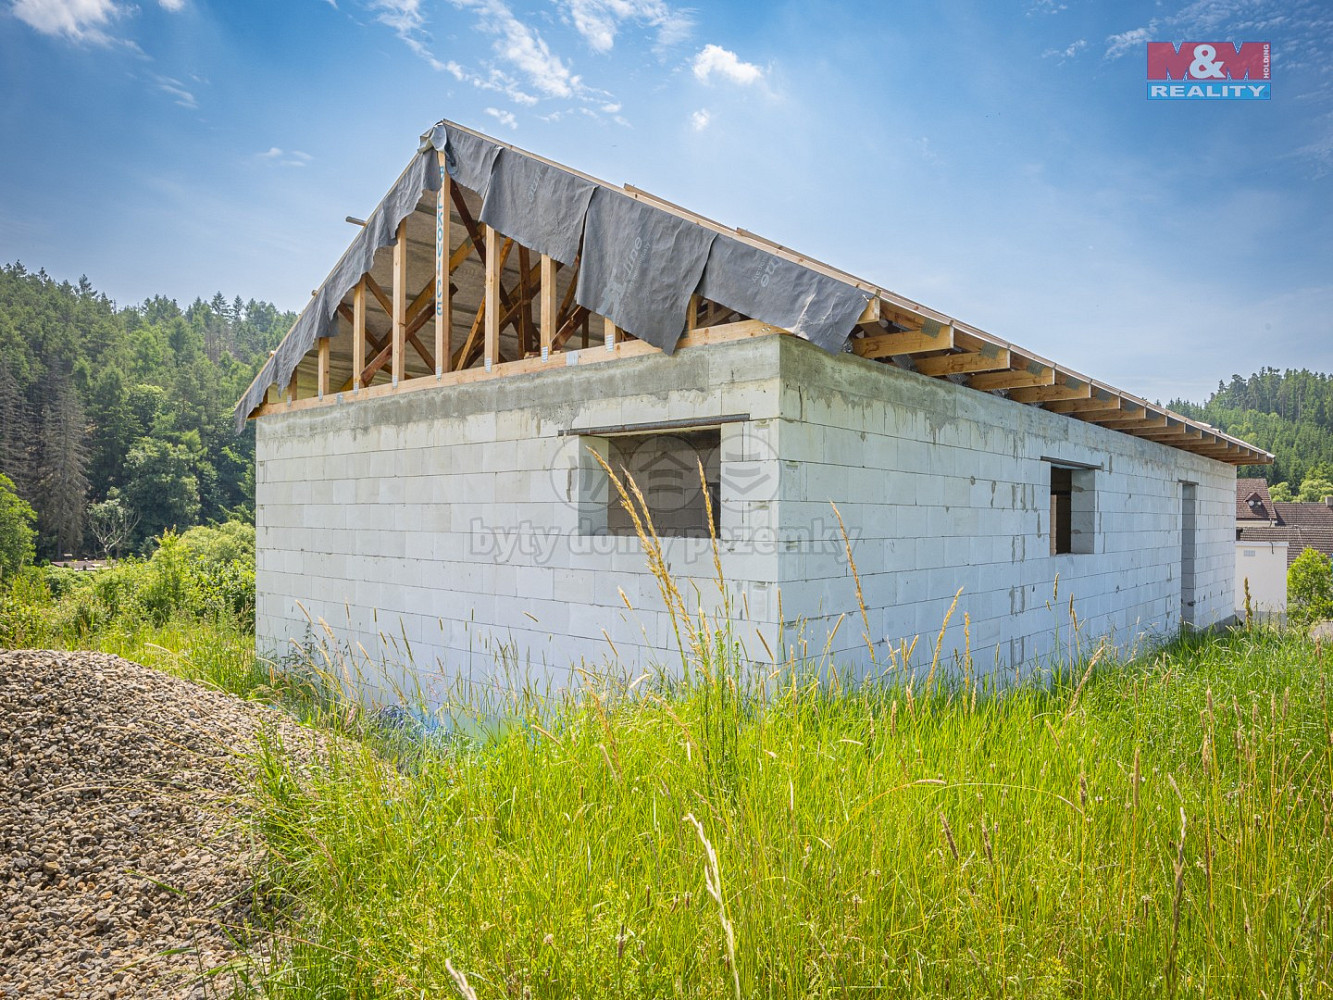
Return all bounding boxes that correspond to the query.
[518,246,534,354]
[1100,413,1169,431]
[691,319,787,340]
[540,254,555,360]
[1008,378,1092,404]
[392,219,407,384]
[317,337,330,399]
[603,314,620,351]
[551,305,590,352]
[1069,405,1132,424]
[686,294,700,334]
[1043,391,1119,414]
[969,363,1055,392]
[352,279,366,390]
[853,320,954,358]
[448,237,474,274]
[436,158,450,375]
[557,253,581,327]
[364,274,393,318]
[1078,403,1145,424]
[913,347,1010,377]
[856,297,881,325]
[406,331,435,373]
[484,226,502,370]
[250,315,811,420]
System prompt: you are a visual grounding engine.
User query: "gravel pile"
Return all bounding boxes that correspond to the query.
[1,649,318,999]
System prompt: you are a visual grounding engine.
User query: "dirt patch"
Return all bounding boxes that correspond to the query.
[0,649,317,999]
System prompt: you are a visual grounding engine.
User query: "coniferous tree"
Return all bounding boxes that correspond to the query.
[35,372,89,557]
[0,361,34,499]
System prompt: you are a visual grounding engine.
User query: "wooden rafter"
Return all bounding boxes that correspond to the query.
[1069,404,1131,424]
[393,218,408,384]
[1044,391,1119,414]
[854,320,954,359]
[317,337,330,399]
[914,347,1011,377]
[453,235,514,370]
[352,280,365,390]
[518,246,535,354]
[436,159,451,375]
[540,254,555,359]
[969,362,1055,392]
[484,227,504,369]
[1100,412,1169,431]
[1078,403,1144,425]
[551,306,590,352]
[1008,378,1092,405]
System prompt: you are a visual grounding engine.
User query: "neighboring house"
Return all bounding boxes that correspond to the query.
[1234,479,1333,618]
[235,121,1271,703]
[1234,478,1287,618]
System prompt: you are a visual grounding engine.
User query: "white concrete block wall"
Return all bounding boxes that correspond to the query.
[254,334,1238,703]
[255,340,785,704]
[771,337,1237,678]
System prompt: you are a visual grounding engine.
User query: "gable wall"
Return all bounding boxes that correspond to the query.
[254,338,786,704]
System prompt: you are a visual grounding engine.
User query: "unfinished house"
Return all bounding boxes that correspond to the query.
[235,121,1271,700]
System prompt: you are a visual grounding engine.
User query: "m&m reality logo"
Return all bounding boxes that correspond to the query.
[1146,42,1270,100]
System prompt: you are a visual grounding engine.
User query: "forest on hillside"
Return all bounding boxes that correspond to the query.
[0,262,292,560]
[1171,368,1333,491]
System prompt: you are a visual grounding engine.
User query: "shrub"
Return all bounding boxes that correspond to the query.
[0,473,36,581]
[178,520,255,567]
[1288,547,1333,624]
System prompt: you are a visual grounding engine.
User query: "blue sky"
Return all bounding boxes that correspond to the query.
[1,0,1329,403]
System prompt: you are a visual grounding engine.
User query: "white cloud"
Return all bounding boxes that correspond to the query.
[153,74,197,107]
[11,0,122,44]
[690,108,710,131]
[448,0,581,98]
[560,0,693,53]
[1043,38,1087,61]
[257,147,312,167]
[692,44,763,86]
[484,107,518,129]
[370,0,446,69]
[158,0,184,10]
[1104,24,1155,60]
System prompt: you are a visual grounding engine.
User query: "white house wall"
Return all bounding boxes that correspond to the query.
[1234,541,1287,618]
[254,335,1237,703]
[254,339,785,705]
[771,336,1236,678]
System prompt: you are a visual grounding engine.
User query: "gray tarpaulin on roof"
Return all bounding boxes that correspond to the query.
[232,147,441,431]
[699,235,870,354]
[575,188,715,355]
[425,122,501,199]
[479,149,595,267]
[235,120,871,431]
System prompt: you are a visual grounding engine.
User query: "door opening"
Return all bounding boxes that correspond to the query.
[1180,482,1197,628]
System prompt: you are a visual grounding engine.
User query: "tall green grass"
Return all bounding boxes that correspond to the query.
[236,469,1333,998]
[242,626,1332,998]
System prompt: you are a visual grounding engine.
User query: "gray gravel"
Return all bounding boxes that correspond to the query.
[0,649,317,999]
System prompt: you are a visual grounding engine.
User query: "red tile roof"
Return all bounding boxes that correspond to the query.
[1236,477,1276,522]
[1235,491,1333,568]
